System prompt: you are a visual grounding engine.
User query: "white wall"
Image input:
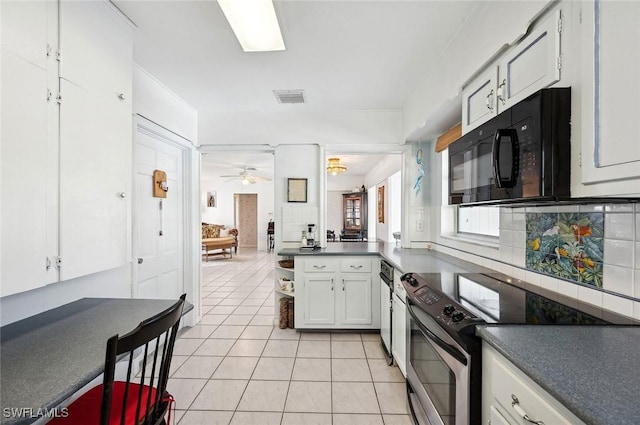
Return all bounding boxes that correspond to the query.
[133,65,198,145]
[274,145,321,249]
[200,176,274,251]
[327,191,344,236]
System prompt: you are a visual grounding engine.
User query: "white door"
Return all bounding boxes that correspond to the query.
[134,122,184,299]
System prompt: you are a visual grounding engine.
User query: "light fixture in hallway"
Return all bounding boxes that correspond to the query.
[326,157,347,176]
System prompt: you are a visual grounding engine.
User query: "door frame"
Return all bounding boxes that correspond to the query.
[132,115,199,326]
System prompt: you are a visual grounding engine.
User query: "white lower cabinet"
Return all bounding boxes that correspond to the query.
[482,343,586,425]
[391,292,406,376]
[302,274,335,326]
[295,256,380,329]
[391,269,406,376]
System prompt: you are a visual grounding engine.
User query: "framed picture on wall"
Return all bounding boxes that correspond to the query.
[287,178,308,203]
[377,186,385,223]
[207,191,217,208]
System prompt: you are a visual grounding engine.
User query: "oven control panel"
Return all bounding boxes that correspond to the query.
[402,272,484,333]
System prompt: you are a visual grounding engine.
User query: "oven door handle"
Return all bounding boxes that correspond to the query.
[407,300,468,366]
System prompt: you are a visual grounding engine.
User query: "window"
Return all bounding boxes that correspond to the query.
[457,206,499,237]
[441,148,499,239]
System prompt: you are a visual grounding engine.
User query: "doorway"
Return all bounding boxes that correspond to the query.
[133,117,186,300]
[235,193,258,248]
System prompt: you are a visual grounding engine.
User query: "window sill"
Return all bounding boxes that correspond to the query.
[439,233,500,250]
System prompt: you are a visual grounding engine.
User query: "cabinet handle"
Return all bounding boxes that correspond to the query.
[497,79,506,105]
[511,394,545,425]
[118,93,126,100]
[330,278,334,291]
[313,264,326,269]
[486,89,494,112]
[342,279,345,291]
[119,192,127,198]
[350,264,363,269]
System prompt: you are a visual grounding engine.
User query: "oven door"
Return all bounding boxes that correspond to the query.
[406,301,471,425]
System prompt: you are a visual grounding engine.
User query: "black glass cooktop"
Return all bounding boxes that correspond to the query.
[406,272,637,327]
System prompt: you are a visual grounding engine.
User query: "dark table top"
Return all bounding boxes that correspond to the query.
[0,297,187,425]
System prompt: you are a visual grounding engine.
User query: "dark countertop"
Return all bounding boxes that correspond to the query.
[278,242,491,274]
[477,325,640,425]
[0,297,191,425]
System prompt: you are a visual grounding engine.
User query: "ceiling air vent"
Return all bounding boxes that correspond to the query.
[273,89,306,104]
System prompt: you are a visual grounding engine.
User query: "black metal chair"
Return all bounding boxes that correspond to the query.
[49,294,186,425]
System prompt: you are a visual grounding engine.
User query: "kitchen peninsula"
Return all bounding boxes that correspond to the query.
[276,243,489,330]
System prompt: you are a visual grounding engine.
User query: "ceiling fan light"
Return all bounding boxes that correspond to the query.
[326,157,347,175]
[241,177,250,185]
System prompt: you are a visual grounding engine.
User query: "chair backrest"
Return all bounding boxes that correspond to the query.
[100,294,186,425]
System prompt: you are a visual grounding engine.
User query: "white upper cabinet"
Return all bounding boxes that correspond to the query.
[579,0,640,190]
[1,0,52,70]
[462,7,563,134]
[58,1,133,281]
[1,0,133,295]
[499,8,562,110]
[1,0,59,296]
[462,66,499,132]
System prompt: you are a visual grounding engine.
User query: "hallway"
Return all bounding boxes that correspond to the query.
[169,249,411,425]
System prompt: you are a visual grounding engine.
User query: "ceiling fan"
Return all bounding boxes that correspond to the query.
[220,166,272,185]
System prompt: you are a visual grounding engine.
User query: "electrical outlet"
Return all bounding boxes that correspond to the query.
[416,221,424,232]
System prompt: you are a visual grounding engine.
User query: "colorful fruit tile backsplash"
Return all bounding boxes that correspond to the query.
[526,212,604,287]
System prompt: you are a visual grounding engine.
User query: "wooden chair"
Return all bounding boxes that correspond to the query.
[49,294,186,425]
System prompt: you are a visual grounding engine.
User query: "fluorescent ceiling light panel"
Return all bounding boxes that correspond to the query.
[217,0,285,52]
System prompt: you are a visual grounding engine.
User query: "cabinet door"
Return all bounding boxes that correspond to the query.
[59,1,132,98]
[339,274,372,326]
[57,1,132,281]
[391,294,406,376]
[58,79,131,281]
[462,66,499,134]
[0,51,52,296]
[500,8,562,109]
[580,0,640,186]
[301,274,335,326]
[0,0,53,70]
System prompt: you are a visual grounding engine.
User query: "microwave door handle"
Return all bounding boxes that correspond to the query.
[407,300,468,366]
[492,128,519,188]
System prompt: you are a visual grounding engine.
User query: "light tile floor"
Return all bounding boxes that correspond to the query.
[171,249,411,425]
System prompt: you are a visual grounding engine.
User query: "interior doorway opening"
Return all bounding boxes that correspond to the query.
[235,193,258,248]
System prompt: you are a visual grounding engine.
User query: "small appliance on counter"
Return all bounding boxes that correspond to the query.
[300,223,320,251]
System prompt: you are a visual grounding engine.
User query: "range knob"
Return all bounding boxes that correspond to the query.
[451,311,465,323]
[403,273,419,287]
[443,304,455,315]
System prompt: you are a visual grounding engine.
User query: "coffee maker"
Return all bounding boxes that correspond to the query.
[301,223,320,250]
[306,224,316,246]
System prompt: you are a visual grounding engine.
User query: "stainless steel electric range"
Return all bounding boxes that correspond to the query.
[401,272,636,425]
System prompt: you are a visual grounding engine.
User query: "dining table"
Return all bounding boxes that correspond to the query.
[0,297,191,425]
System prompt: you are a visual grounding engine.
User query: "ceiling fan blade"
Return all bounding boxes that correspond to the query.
[220,175,240,178]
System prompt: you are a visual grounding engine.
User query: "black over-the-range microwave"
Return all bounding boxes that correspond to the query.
[449,87,571,206]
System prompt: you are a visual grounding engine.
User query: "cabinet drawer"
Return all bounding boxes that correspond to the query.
[340,258,372,273]
[304,258,337,273]
[492,357,575,425]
